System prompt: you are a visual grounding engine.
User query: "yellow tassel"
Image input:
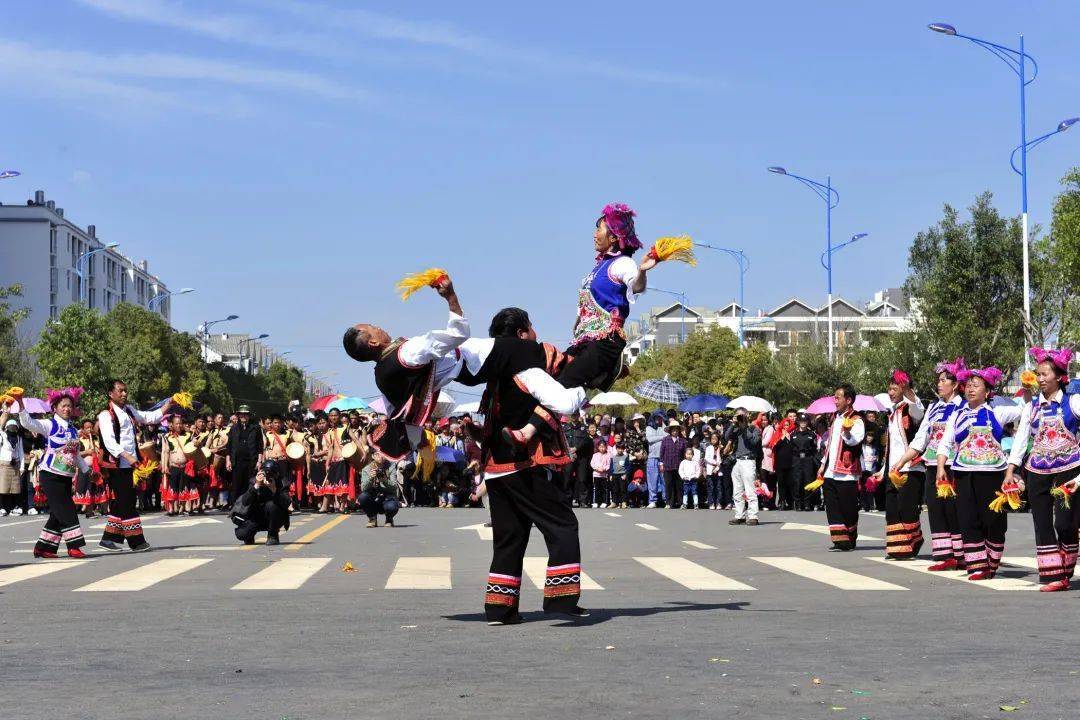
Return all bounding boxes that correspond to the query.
[396,268,449,301]
[6,386,24,400]
[1006,491,1022,510]
[0,395,11,406]
[988,492,1008,513]
[1020,370,1038,390]
[1051,485,1072,509]
[889,470,907,489]
[172,391,193,409]
[936,482,956,499]
[133,459,158,485]
[651,235,697,266]
[804,477,824,492]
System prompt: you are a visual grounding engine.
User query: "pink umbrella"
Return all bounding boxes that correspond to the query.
[804,394,887,415]
[18,397,51,414]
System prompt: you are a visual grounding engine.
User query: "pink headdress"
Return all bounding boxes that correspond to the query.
[935,357,967,380]
[598,203,641,256]
[890,369,910,387]
[957,367,1003,391]
[1029,346,1073,374]
[45,386,84,410]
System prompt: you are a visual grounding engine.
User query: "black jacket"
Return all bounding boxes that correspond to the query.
[228,421,263,464]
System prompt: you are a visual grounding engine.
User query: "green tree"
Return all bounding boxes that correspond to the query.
[103,303,179,406]
[1035,167,1080,345]
[261,360,306,408]
[0,284,35,390]
[34,304,112,413]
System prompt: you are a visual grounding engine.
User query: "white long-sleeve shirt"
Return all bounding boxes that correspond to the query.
[384,311,471,418]
[823,413,865,481]
[458,338,588,416]
[678,458,701,481]
[908,395,964,463]
[1007,390,1080,471]
[19,411,91,477]
[886,396,925,472]
[98,402,168,469]
[704,445,722,475]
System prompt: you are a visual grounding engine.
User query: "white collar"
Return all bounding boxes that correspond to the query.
[1035,389,1064,406]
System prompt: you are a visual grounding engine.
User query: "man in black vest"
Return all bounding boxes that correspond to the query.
[226,405,263,506]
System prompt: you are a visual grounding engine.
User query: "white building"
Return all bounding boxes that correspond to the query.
[0,190,172,340]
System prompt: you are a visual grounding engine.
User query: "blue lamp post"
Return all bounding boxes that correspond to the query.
[694,243,748,346]
[238,333,270,374]
[648,286,690,344]
[200,314,239,361]
[147,287,194,312]
[75,242,119,306]
[929,22,1078,336]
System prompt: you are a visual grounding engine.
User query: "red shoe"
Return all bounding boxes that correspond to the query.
[1040,579,1069,592]
[968,571,994,581]
[67,547,87,559]
[927,559,959,572]
[33,549,58,559]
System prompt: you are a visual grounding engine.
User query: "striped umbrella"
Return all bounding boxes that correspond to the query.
[633,377,690,404]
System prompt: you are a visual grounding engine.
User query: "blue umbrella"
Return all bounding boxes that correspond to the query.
[435,446,465,464]
[678,394,730,413]
[1068,380,1080,395]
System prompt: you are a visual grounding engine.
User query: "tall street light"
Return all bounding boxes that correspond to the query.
[768,166,846,362]
[75,242,119,306]
[147,287,194,312]
[695,243,748,346]
[648,286,690,344]
[238,333,270,373]
[201,314,239,361]
[929,22,1078,341]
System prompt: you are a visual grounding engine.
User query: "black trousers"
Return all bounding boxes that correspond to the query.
[885,471,925,559]
[823,479,859,550]
[359,492,400,521]
[574,460,592,507]
[953,470,1007,576]
[791,459,818,510]
[234,499,287,544]
[925,464,964,566]
[485,467,582,622]
[719,463,734,507]
[35,471,85,553]
[558,335,626,391]
[608,474,625,506]
[775,466,794,509]
[101,467,146,548]
[663,470,683,509]
[1026,470,1080,584]
[231,457,255,503]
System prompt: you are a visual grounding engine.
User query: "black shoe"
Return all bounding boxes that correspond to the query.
[729,518,746,525]
[487,613,524,626]
[98,540,123,552]
[130,543,152,553]
[747,519,759,526]
[266,535,279,546]
[545,606,590,618]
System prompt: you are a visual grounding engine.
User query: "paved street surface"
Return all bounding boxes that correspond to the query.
[1,506,1074,719]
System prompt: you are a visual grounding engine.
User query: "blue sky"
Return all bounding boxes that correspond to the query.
[3,1,1079,400]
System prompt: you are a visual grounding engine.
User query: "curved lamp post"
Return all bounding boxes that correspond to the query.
[695,243,748,346]
[75,242,119,306]
[648,286,691,344]
[147,287,194,311]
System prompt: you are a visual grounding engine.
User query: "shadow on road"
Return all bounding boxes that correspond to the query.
[444,600,785,626]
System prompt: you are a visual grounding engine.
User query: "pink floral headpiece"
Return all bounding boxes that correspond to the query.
[935,357,967,380]
[1029,346,1073,373]
[45,386,84,409]
[890,369,910,387]
[598,203,642,257]
[957,367,1003,390]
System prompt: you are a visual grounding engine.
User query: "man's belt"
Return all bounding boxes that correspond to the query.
[736,455,755,461]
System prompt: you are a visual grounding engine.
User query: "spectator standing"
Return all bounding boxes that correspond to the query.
[574,423,597,508]
[789,415,819,511]
[609,443,628,509]
[645,414,667,508]
[659,420,689,509]
[590,441,611,508]
[704,433,723,510]
[679,447,701,509]
[727,409,762,526]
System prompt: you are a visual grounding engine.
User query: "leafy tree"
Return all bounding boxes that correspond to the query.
[0,284,35,390]
[1036,167,1080,346]
[261,360,306,408]
[103,303,179,406]
[34,304,112,413]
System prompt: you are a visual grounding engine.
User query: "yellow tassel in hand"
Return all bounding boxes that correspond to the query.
[133,459,158,484]
[0,394,12,406]
[649,235,697,266]
[1020,370,1038,391]
[396,268,449,301]
[936,481,956,499]
[1051,484,1073,509]
[804,477,824,492]
[172,391,193,409]
[6,386,24,400]
[988,492,1009,513]
[889,470,907,489]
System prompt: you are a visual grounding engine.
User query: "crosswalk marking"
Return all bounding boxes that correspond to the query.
[0,559,92,588]
[781,522,883,542]
[682,540,717,550]
[751,556,906,591]
[522,557,604,591]
[384,557,452,589]
[604,512,622,517]
[1001,556,1037,570]
[635,523,659,531]
[74,558,213,592]
[634,557,756,590]
[232,558,332,590]
[866,558,1038,591]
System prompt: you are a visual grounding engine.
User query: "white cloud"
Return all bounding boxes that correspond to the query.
[70,169,93,184]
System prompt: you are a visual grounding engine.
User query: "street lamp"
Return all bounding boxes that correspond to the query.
[0,170,20,180]
[767,166,846,362]
[147,287,194,311]
[75,242,119,306]
[238,333,270,373]
[929,22,1078,345]
[648,286,690,344]
[694,243,748,346]
[200,314,239,361]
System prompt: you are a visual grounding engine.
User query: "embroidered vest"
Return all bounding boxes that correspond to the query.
[571,255,631,346]
[919,397,962,462]
[953,405,1006,471]
[1025,393,1080,474]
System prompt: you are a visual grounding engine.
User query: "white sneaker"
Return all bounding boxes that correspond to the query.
[11,507,23,516]
[647,502,657,509]
[599,503,608,509]
[27,508,38,516]
[591,503,599,508]
[0,509,7,516]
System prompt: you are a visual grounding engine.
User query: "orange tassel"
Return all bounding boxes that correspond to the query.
[889,470,907,489]
[396,268,449,301]
[1051,484,1073,509]
[936,481,956,499]
[649,235,697,265]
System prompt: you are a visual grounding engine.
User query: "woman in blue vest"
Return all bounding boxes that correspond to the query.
[1007,347,1080,591]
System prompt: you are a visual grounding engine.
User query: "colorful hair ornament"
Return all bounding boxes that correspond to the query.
[44,386,84,408]
[396,268,449,301]
[599,203,642,255]
[890,369,911,387]
[934,357,967,380]
[957,367,1003,389]
[1029,347,1073,373]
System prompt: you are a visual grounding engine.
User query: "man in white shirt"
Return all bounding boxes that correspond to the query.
[881,370,925,560]
[97,379,172,552]
[817,384,865,551]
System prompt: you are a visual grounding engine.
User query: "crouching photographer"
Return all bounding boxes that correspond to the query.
[231,460,291,545]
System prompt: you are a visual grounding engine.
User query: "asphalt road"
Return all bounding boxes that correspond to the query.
[0,505,1074,720]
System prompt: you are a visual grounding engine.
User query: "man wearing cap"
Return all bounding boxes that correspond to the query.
[659,419,689,509]
[227,405,263,506]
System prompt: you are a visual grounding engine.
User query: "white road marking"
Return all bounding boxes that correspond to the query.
[635,523,659,531]
[232,557,332,590]
[634,556,755,590]
[1001,556,1037,570]
[752,556,906,591]
[0,559,92,588]
[384,557,452,590]
[74,558,213,592]
[0,517,47,528]
[455,523,493,541]
[780,522,883,542]
[522,557,604,590]
[682,540,717,550]
[866,558,1038,591]
[604,512,622,517]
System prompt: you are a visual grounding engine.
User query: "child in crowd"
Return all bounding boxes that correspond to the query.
[627,468,648,507]
[590,440,611,508]
[860,429,882,512]
[609,442,628,509]
[679,446,701,509]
